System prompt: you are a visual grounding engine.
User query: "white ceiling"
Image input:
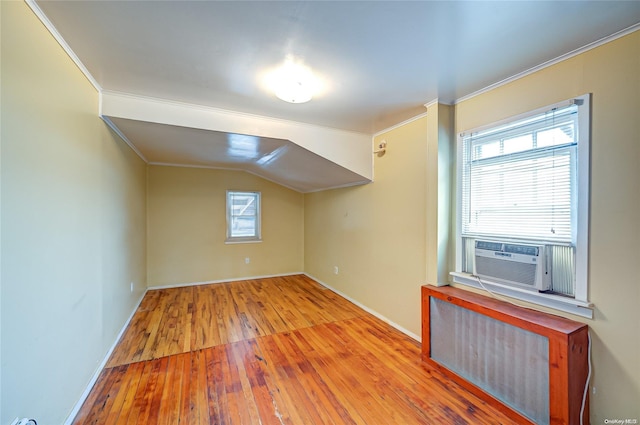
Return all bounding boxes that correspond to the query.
[33,1,640,191]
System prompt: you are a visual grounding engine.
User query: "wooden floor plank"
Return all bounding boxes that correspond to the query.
[102,365,136,425]
[280,332,357,425]
[229,341,264,425]
[194,349,211,425]
[177,351,193,424]
[75,275,520,425]
[298,328,399,425]
[133,356,164,425]
[123,361,153,425]
[74,366,120,425]
[112,362,145,425]
[205,345,225,424]
[237,338,287,425]
[257,334,328,425]
[156,354,182,425]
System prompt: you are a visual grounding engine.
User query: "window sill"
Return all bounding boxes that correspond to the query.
[450,272,594,319]
[225,239,262,245]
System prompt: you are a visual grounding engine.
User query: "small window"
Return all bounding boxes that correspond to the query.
[453,94,591,317]
[226,191,261,243]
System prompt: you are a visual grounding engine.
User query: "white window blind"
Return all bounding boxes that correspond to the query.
[226,191,261,242]
[455,95,592,309]
[461,104,578,244]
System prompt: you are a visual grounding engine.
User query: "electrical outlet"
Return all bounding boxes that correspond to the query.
[245,257,250,264]
[334,266,339,275]
[130,282,134,292]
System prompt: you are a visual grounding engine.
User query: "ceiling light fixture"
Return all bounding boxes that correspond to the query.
[267,57,318,104]
[275,79,312,104]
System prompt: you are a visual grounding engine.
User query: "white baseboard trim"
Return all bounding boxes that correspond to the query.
[304,273,421,342]
[146,272,305,291]
[63,289,148,425]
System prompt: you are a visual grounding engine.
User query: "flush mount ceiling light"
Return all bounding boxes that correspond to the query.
[276,79,312,104]
[266,57,319,104]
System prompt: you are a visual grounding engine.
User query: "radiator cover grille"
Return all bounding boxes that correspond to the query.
[430,297,550,424]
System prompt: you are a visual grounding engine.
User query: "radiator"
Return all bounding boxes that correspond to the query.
[430,297,549,424]
[421,285,590,425]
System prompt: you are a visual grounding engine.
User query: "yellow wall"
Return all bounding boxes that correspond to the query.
[147,165,304,287]
[455,32,640,420]
[1,2,147,423]
[305,115,428,337]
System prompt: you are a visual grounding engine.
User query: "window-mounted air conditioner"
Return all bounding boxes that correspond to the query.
[473,240,551,292]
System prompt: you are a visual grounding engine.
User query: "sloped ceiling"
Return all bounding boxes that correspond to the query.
[32,1,640,192]
[109,117,369,193]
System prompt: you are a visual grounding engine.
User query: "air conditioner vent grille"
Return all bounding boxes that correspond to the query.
[475,256,538,287]
[476,240,502,251]
[504,244,539,256]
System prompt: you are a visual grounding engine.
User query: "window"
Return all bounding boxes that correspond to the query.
[226,191,261,243]
[453,94,591,317]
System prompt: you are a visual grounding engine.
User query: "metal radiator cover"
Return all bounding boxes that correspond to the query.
[430,297,550,424]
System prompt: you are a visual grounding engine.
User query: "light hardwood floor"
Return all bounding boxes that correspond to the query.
[73,275,517,424]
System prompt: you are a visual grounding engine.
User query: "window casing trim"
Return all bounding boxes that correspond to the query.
[454,94,591,313]
[226,190,262,243]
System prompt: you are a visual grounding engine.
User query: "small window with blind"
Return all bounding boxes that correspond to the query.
[226,191,261,243]
[452,94,591,316]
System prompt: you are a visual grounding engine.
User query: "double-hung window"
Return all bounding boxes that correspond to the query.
[453,94,591,317]
[226,191,261,243]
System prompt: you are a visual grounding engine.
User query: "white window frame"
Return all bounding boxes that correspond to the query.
[451,94,593,318]
[226,190,262,244]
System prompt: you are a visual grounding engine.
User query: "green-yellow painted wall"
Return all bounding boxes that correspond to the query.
[454,31,639,421]
[147,165,304,287]
[1,2,147,423]
[305,115,429,337]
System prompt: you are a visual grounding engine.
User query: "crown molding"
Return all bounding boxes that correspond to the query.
[372,111,429,138]
[423,98,440,110]
[372,97,457,137]
[455,23,640,105]
[101,116,148,163]
[25,0,101,93]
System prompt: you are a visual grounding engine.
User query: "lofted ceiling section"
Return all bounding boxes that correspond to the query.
[100,92,372,192]
[108,117,370,193]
